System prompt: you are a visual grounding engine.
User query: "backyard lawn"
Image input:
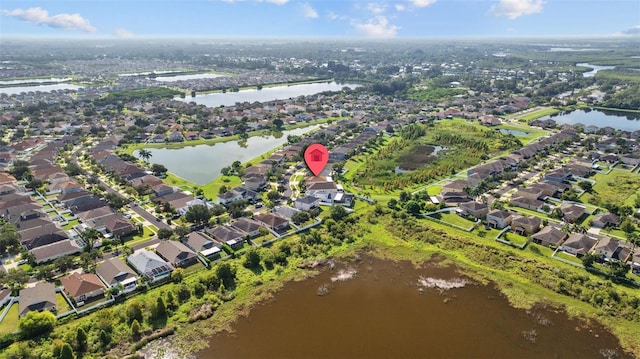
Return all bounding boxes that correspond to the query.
[428,212,476,229]
[0,303,19,334]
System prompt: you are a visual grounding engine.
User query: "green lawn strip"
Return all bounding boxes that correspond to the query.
[426,185,441,196]
[427,212,476,229]
[0,303,19,334]
[554,251,584,266]
[250,233,276,246]
[62,219,80,231]
[581,171,640,208]
[514,107,561,123]
[57,293,72,313]
[500,231,529,246]
[183,262,205,276]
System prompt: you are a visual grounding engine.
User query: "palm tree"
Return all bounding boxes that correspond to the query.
[138,149,152,164]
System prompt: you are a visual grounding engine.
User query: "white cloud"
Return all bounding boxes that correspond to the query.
[260,0,289,5]
[113,28,135,38]
[410,0,437,8]
[395,4,406,11]
[367,3,387,15]
[327,11,347,21]
[2,7,96,32]
[622,25,640,36]
[489,0,543,19]
[302,3,318,18]
[353,16,399,38]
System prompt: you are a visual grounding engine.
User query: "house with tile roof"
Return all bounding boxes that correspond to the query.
[96,258,138,293]
[60,273,106,305]
[19,282,57,317]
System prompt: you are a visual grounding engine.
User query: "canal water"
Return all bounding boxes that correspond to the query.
[177,81,360,107]
[136,125,317,185]
[197,256,630,359]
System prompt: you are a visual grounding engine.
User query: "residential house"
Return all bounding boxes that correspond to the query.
[96,258,138,294]
[545,168,572,183]
[592,212,621,229]
[295,195,321,211]
[217,190,244,205]
[459,201,488,219]
[592,237,633,262]
[30,239,82,264]
[0,288,11,308]
[208,225,246,249]
[242,173,267,191]
[486,209,513,229]
[510,215,542,235]
[60,273,106,305]
[183,231,222,259]
[19,282,57,317]
[560,234,597,257]
[560,203,586,223]
[254,213,290,232]
[231,217,263,238]
[156,240,198,268]
[273,206,301,221]
[127,250,174,283]
[306,181,339,203]
[531,225,568,247]
[510,196,544,211]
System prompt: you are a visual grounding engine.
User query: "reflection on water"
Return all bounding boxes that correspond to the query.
[544,109,640,132]
[198,256,629,359]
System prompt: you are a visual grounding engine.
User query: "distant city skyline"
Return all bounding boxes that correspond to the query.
[1,0,639,39]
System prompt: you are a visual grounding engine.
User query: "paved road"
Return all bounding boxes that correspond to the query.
[130,203,172,230]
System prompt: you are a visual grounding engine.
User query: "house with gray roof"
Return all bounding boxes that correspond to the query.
[208,225,246,249]
[19,282,57,317]
[127,250,173,284]
[531,225,567,247]
[96,257,138,293]
[561,234,597,257]
[230,217,262,238]
[183,231,222,259]
[156,240,198,268]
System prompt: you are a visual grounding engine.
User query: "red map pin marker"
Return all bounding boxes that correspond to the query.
[304,143,329,176]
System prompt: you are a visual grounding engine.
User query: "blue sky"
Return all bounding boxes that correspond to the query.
[1,0,639,38]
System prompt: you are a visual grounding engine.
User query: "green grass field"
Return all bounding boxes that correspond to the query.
[428,212,476,229]
[516,107,561,123]
[0,303,19,334]
[581,170,640,208]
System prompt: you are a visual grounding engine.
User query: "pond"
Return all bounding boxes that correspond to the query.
[177,81,360,107]
[500,129,531,136]
[135,125,318,185]
[0,83,82,96]
[197,256,630,359]
[576,63,615,77]
[542,109,640,132]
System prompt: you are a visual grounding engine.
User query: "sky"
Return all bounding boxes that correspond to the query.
[1,0,639,39]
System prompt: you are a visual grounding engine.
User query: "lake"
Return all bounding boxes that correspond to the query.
[542,109,640,132]
[198,256,629,359]
[0,83,82,96]
[177,81,360,107]
[135,125,317,185]
[0,77,72,85]
[576,63,615,77]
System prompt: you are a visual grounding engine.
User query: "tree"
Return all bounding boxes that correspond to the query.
[130,319,141,340]
[172,267,185,283]
[152,297,167,320]
[581,253,598,268]
[157,228,173,239]
[126,301,143,324]
[267,190,280,201]
[578,181,593,193]
[151,163,168,176]
[291,211,310,225]
[330,205,348,221]
[216,263,236,288]
[18,311,56,338]
[243,247,261,269]
[80,228,101,252]
[99,329,110,349]
[175,224,190,238]
[76,328,87,352]
[59,343,75,359]
[65,163,83,176]
[0,221,21,256]
[620,218,636,235]
[405,200,422,215]
[9,160,31,180]
[185,204,213,224]
[138,149,152,163]
[272,118,284,129]
[609,261,630,278]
